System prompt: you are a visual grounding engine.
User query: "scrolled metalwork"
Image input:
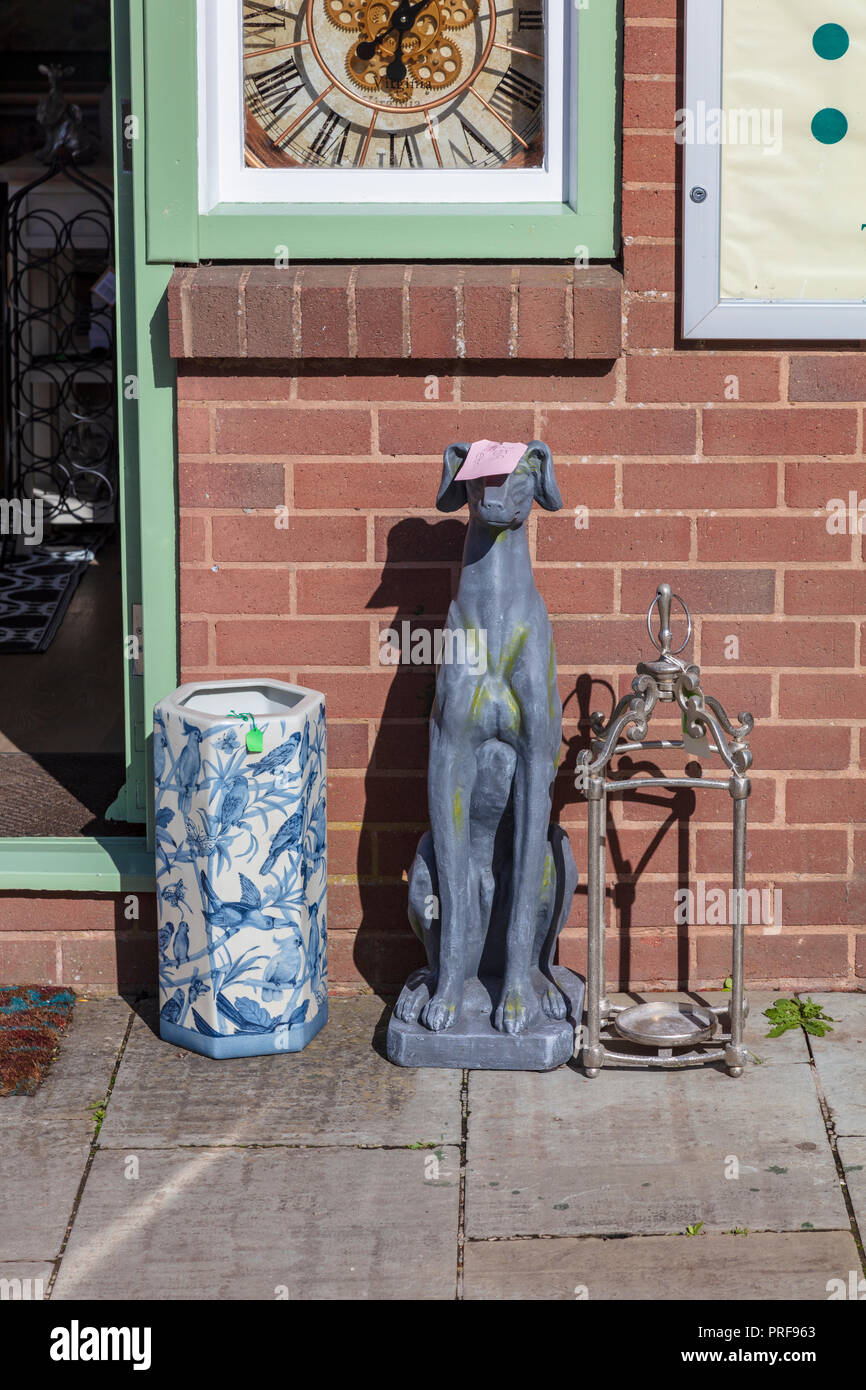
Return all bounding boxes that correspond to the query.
[630,671,659,726]
[704,693,754,742]
[1,154,116,546]
[675,675,753,776]
[582,683,658,779]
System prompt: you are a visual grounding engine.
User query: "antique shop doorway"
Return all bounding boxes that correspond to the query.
[0,0,175,893]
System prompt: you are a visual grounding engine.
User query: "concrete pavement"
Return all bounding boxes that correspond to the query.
[1,991,863,1300]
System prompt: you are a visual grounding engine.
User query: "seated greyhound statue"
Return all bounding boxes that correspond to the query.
[386,441,584,1070]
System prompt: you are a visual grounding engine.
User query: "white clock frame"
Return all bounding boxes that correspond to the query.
[198,0,577,210]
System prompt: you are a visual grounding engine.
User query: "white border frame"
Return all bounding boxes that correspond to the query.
[199,0,574,210]
[683,0,866,340]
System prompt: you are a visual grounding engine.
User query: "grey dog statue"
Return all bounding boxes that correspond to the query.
[386,441,584,1070]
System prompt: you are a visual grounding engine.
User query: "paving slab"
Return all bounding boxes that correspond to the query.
[98,997,462,1150]
[0,1263,52,1299]
[463,1231,862,1301]
[804,994,866,1138]
[0,998,130,1261]
[53,1145,460,1300]
[0,1119,92,1260]
[465,1058,846,1238]
[837,1138,866,1243]
[0,996,130,1123]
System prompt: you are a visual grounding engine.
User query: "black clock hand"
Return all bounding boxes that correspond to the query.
[356,0,430,63]
[386,0,432,82]
[356,0,410,59]
[386,30,407,84]
[356,26,395,60]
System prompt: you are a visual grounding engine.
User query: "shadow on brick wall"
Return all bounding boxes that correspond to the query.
[558,672,695,989]
[355,516,461,993]
[112,892,158,999]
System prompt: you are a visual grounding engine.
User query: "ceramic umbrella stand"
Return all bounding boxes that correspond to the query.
[153,679,327,1058]
[578,584,755,1079]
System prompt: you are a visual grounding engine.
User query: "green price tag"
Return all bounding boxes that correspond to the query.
[229,710,264,756]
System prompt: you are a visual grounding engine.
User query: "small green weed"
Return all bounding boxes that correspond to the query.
[88,1099,107,1137]
[764,997,834,1039]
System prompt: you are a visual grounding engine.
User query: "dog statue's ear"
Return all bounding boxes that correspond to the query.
[436,442,470,512]
[525,441,562,512]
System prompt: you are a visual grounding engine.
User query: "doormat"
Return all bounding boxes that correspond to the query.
[0,986,76,1096]
[0,555,88,653]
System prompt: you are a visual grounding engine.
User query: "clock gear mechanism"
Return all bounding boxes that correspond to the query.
[327,0,478,102]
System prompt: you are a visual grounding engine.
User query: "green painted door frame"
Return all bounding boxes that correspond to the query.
[0,0,176,892]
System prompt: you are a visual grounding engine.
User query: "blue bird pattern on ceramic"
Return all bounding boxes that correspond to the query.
[154,698,327,1042]
[153,711,168,786]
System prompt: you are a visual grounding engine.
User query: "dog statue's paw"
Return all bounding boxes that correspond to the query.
[531,966,568,1021]
[493,984,535,1036]
[420,990,461,1033]
[393,969,432,1024]
[539,982,568,1021]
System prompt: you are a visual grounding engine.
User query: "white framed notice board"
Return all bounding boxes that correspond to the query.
[683,0,866,339]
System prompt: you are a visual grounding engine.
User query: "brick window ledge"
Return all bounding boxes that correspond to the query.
[167,264,622,363]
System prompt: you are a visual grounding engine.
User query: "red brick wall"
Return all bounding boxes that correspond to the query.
[173,340,865,992]
[0,893,157,994]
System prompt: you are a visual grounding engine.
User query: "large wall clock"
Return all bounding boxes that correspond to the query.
[242,1,546,174]
[199,0,573,205]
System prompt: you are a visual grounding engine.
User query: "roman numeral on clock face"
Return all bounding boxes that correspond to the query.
[490,66,544,116]
[244,31,280,53]
[253,57,305,122]
[449,117,505,167]
[309,109,352,165]
[243,0,292,45]
[518,8,544,30]
[388,133,419,168]
[243,17,283,49]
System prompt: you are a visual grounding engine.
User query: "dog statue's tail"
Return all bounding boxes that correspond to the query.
[537,824,579,982]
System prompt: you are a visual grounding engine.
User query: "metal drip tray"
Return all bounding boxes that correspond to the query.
[613,1002,718,1048]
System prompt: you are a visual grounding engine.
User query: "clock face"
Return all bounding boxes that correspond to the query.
[243,1,545,171]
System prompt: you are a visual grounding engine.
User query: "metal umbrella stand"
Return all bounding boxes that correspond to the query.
[577,583,754,1078]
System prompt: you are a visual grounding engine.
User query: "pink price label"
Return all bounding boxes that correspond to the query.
[456,439,528,481]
